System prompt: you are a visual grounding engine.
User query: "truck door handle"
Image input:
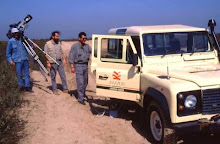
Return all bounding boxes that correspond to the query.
[99,75,108,80]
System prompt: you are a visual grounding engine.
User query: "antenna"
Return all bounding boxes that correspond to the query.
[167,62,170,79]
[163,30,170,80]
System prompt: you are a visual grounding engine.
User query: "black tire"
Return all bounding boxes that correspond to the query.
[145,101,176,144]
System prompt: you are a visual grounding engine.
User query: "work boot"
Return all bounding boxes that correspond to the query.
[19,87,25,92]
[84,95,89,101]
[63,89,69,93]
[53,90,60,95]
[26,87,34,93]
[78,100,86,105]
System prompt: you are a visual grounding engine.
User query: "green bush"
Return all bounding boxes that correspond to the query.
[0,42,23,144]
[0,39,50,143]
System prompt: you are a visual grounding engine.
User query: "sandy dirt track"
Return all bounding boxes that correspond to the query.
[18,41,148,144]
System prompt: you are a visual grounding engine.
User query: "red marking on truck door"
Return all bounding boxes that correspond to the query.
[112,71,121,80]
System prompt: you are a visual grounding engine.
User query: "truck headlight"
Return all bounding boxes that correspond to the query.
[177,90,201,116]
[184,95,197,109]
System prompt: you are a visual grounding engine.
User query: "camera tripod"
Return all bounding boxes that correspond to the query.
[21,33,59,82]
[6,14,59,82]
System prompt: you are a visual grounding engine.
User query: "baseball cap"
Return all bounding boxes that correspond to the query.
[11,28,19,33]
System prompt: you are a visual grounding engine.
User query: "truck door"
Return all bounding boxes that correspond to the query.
[91,35,98,75]
[92,35,141,102]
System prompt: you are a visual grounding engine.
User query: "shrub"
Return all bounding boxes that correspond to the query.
[0,42,23,144]
[0,39,50,143]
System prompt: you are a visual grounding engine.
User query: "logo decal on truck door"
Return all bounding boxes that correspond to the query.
[112,71,121,80]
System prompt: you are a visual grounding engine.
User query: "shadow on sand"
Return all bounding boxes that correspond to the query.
[47,83,65,92]
[83,95,220,144]
[66,88,220,144]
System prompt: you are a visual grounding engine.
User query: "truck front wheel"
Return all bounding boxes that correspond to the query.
[146,101,176,144]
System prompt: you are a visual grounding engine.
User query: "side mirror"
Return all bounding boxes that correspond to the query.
[133,54,138,66]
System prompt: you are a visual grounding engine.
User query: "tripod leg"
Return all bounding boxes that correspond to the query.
[36,59,49,75]
[27,38,59,65]
[22,41,49,78]
[38,65,48,82]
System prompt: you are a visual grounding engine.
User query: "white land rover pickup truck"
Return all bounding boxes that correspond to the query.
[91,22,220,143]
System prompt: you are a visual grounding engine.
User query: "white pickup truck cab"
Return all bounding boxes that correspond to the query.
[91,25,220,143]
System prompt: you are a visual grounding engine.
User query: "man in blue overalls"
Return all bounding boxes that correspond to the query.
[6,28,33,92]
[69,32,91,105]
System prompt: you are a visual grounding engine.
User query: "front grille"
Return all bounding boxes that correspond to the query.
[202,89,220,114]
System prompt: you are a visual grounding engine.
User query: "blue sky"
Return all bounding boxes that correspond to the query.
[0,0,219,41]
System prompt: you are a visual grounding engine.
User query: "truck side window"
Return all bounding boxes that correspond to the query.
[131,37,142,59]
[126,42,133,64]
[101,38,123,59]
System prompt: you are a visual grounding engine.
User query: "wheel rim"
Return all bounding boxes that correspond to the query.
[150,111,163,141]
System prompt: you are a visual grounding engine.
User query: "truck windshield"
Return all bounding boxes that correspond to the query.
[142,31,212,56]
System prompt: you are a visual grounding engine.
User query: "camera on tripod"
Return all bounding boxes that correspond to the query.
[6,14,59,82]
[6,14,32,39]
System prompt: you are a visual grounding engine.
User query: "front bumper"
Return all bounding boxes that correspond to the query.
[173,115,220,135]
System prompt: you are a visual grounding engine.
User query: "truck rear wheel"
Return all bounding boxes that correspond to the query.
[146,101,176,144]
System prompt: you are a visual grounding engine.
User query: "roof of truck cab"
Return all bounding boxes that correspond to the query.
[108,25,207,35]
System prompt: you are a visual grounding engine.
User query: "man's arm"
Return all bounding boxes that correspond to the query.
[6,41,15,65]
[88,45,92,64]
[89,45,92,54]
[70,63,75,71]
[69,45,75,73]
[44,43,51,68]
[60,43,66,64]
[62,54,67,64]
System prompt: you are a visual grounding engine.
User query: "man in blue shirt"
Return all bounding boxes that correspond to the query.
[69,32,91,105]
[6,28,33,92]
